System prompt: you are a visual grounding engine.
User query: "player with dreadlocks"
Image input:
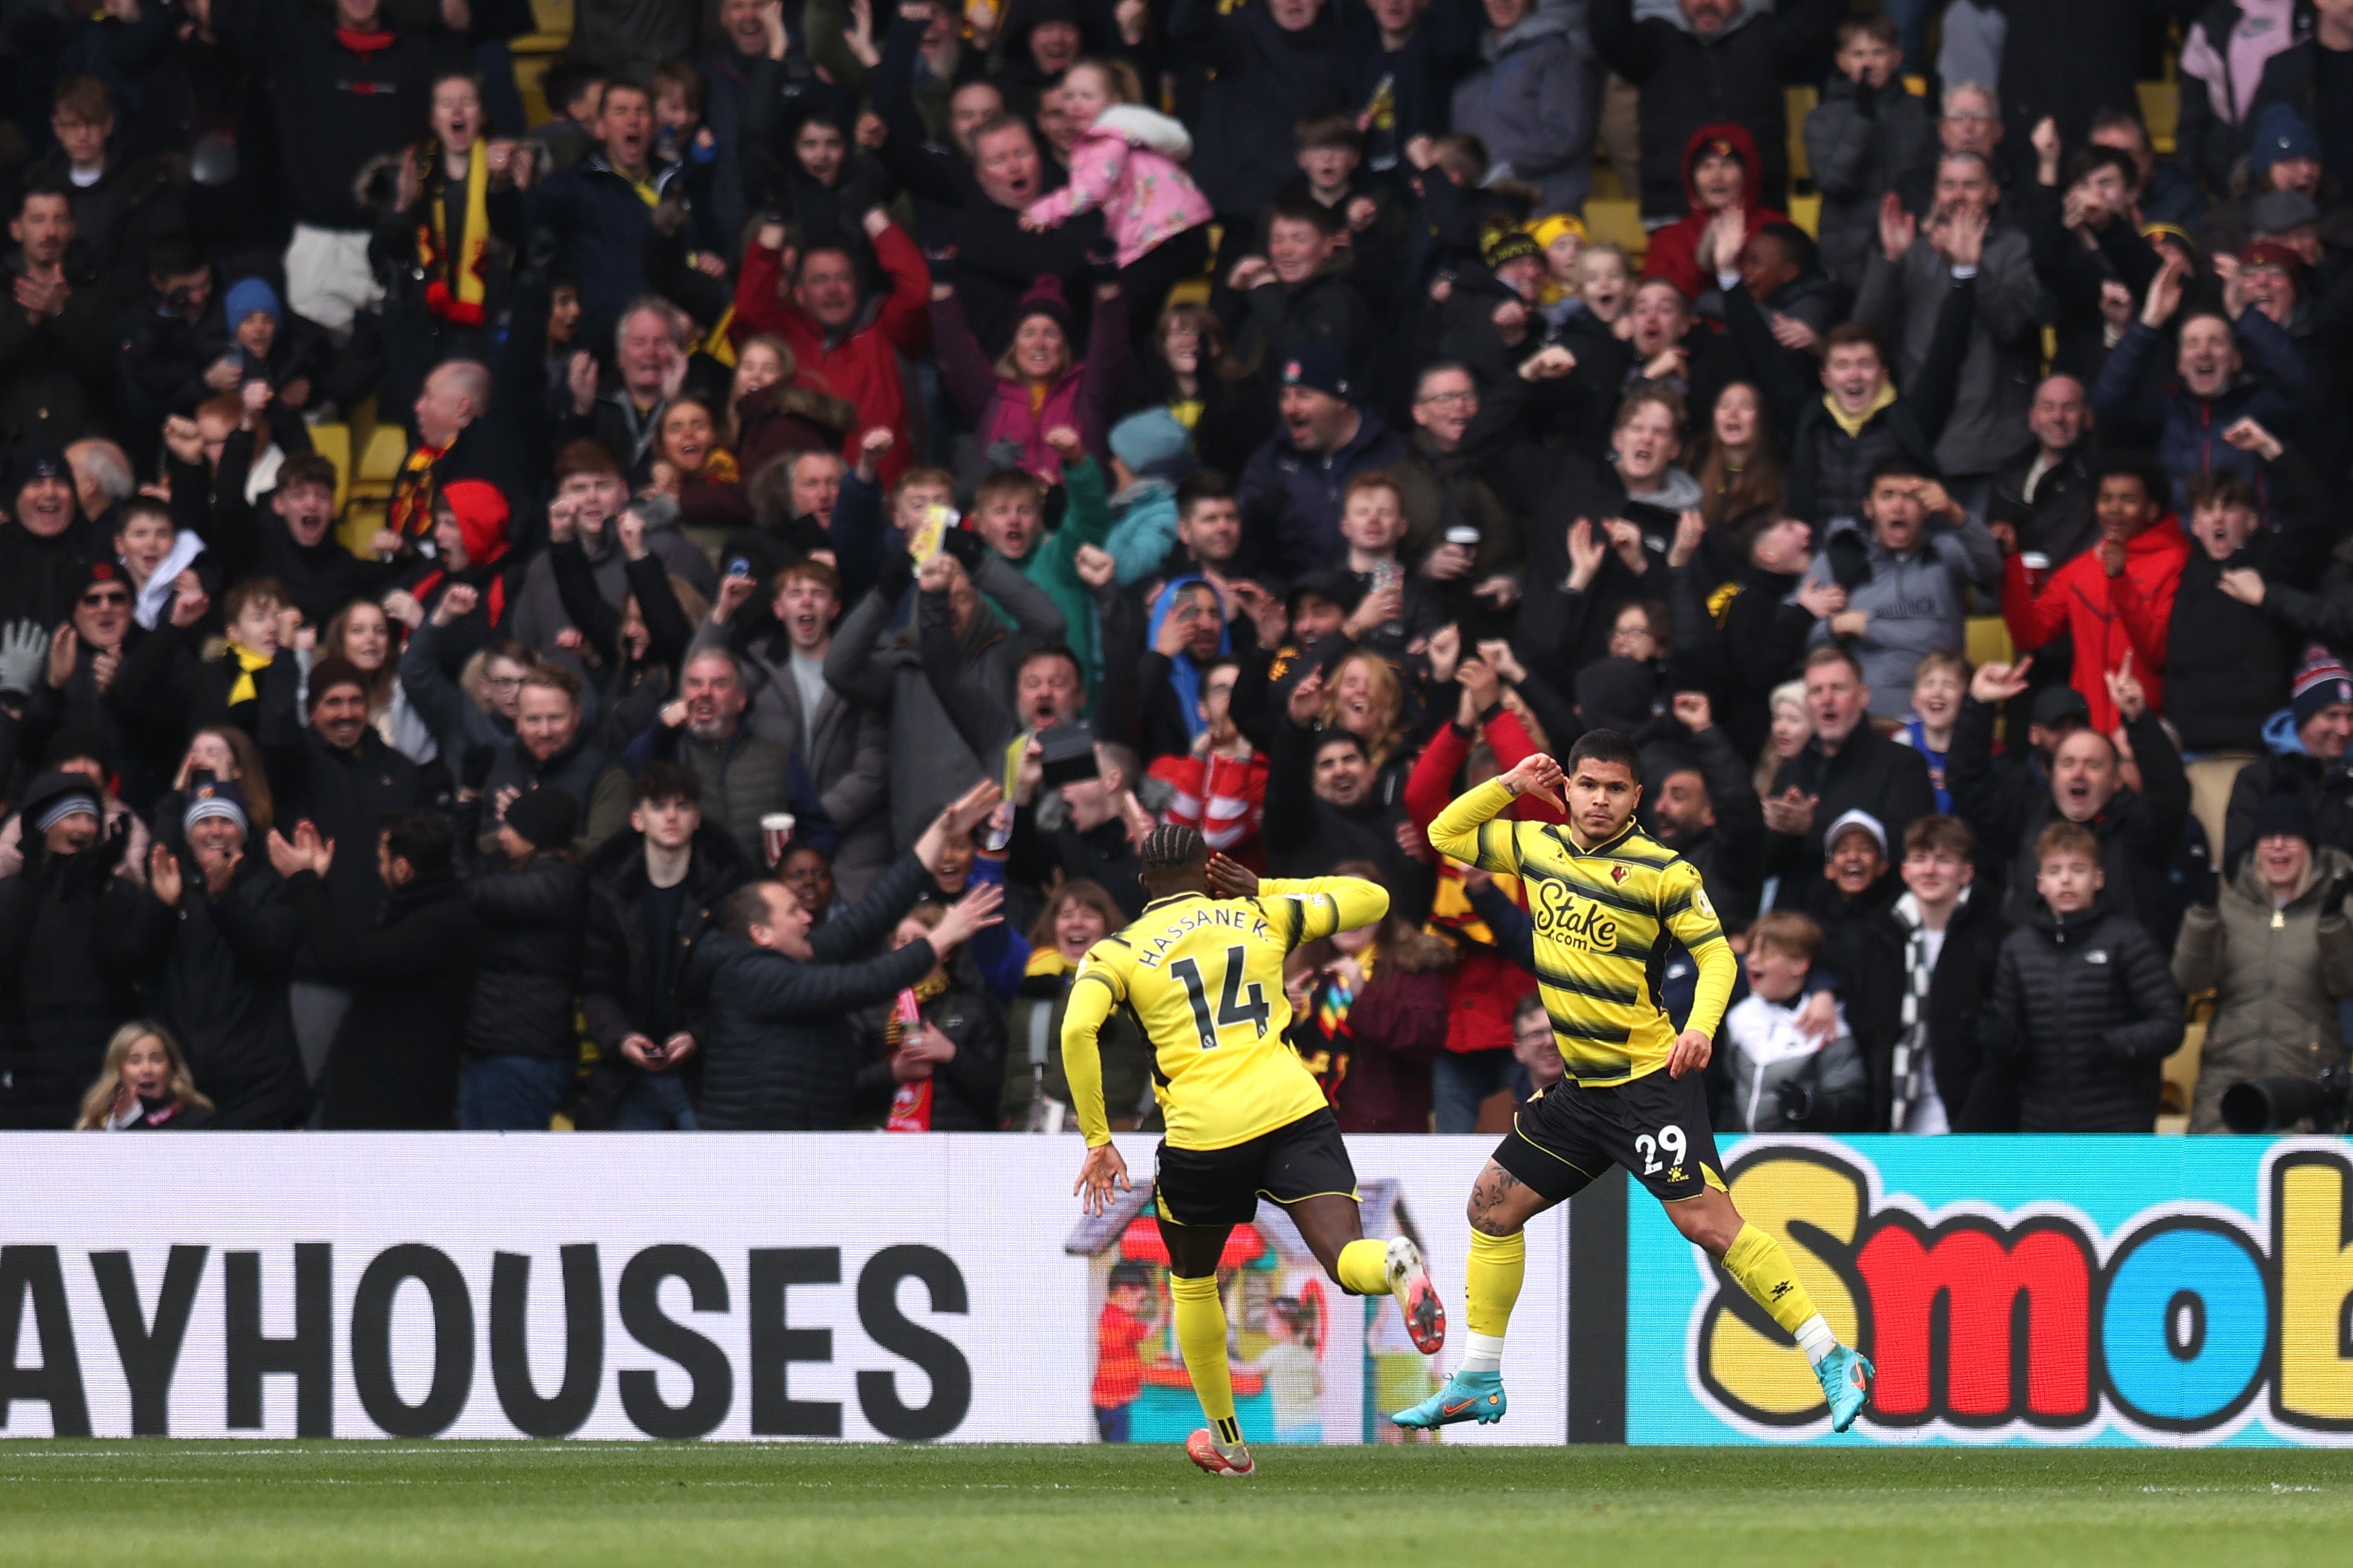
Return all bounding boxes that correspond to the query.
[1065,825,1448,1477]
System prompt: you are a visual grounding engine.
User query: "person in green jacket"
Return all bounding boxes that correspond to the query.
[970,426,1114,699]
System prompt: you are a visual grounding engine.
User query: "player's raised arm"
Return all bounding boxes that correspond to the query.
[1255,875,1390,944]
[1427,754,1561,873]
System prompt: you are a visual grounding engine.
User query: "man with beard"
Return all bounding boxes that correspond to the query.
[1239,344,1407,582]
[622,648,827,869]
[475,663,611,848]
[0,769,144,1126]
[260,657,443,1089]
[1390,364,1523,640]
[697,558,891,895]
[0,185,112,464]
[1263,678,1432,921]
[1644,690,1765,935]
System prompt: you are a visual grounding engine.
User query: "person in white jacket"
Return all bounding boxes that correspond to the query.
[1719,910,1869,1131]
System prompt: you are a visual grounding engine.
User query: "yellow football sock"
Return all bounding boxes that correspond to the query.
[1721,1223,1821,1337]
[1335,1237,1391,1296]
[1169,1272,1242,1448]
[1465,1228,1525,1338]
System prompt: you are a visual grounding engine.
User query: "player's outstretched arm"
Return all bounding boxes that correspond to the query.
[1665,866,1739,1078]
[1256,875,1390,941]
[1428,755,1558,871]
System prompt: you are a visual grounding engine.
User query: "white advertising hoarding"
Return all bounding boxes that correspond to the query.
[0,1134,1565,1443]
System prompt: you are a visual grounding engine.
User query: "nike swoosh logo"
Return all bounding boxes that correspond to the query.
[1441,1399,1473,1416]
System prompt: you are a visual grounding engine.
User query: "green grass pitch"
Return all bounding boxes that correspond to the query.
[0,1441,2342,1566]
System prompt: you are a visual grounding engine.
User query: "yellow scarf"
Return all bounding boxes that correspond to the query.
[421,137,492,325]
[1823,378,1898,440]
[225,642,274,707]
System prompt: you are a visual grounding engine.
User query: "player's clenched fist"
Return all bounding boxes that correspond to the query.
[1499,752,1565,809]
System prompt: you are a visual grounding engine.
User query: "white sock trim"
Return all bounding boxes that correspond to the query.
[1460,1331,1506,1374]
[1795,1314,1837,1367]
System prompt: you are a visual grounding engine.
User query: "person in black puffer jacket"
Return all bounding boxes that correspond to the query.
[848,904,1006,1132]
[0,772,149,1128]
[1989,821,2183,1133]
[685,784,1007,1131]
[456,787,587,1132]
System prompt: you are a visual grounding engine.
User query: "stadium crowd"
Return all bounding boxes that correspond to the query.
[4,0,2353,1137]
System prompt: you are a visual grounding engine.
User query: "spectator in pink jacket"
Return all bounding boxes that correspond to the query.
[1019,59,1214,349]
[931,269,1130,482]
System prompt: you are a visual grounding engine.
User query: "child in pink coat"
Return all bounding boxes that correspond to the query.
[1021,59,1213,345]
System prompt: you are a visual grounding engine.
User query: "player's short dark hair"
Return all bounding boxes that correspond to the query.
[1139,823,1207,868]
[379,808,453,878]
[1566,730,1642,779]
[634,761,701,808]
[2092,451,2170,509]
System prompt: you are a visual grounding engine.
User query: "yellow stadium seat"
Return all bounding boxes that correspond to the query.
[355,423,410,494]
[307,421,351,515]
[1964,615,2013,671]
[2138,80,2179,156]
[1787,192,1820,240]
[337,501,385,561]
[1582,198,1647,260]
[1786,84,1818,183]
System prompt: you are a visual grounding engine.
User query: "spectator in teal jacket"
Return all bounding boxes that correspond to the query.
[970,431,1114,698]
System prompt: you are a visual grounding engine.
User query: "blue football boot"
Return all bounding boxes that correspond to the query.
[1390,1368,1507,1430]
[1816,1346,1873,1433]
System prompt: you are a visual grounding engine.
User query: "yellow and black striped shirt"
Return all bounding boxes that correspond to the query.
[1060,878,1390,1150]
[1429,778,1735,1087]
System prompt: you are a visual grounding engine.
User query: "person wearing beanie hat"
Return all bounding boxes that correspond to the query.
[403,478,522,654]
[1242,336,1408,579]
[2249,101,2323,186]
[1099,409,1195,587]
[0,446,94,626]
[931,256,1129,486]
[182,776,251,839]
[18,770,103,852]
[2218,647,2353,881]
[223,276,282,339]
[2175,768,2353,1133]
[458,784,589,1130]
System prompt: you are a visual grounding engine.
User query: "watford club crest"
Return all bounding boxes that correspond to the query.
[1611,863,1629,884]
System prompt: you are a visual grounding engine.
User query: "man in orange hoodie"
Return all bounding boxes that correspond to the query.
[1997,451,2189,732]
[1641,123,1786,304]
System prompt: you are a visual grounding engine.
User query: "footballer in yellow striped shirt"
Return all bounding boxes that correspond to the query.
[1391,730,1875,1438]
[1063,825,1447,1478]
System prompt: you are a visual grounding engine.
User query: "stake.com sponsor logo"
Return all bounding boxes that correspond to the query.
[1685,1141,2353,1444]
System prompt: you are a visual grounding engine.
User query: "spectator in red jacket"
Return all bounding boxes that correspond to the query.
[1146,657,1269,869]
[1998,452,2189,733]
[731,210,930,490]
[1641,123,1789,307]
[1402,647,1553,1132]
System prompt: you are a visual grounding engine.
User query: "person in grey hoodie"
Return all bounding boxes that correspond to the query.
[1450,0,1598,215]
[1801,455,1999,719]
[824,530,1066,856]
